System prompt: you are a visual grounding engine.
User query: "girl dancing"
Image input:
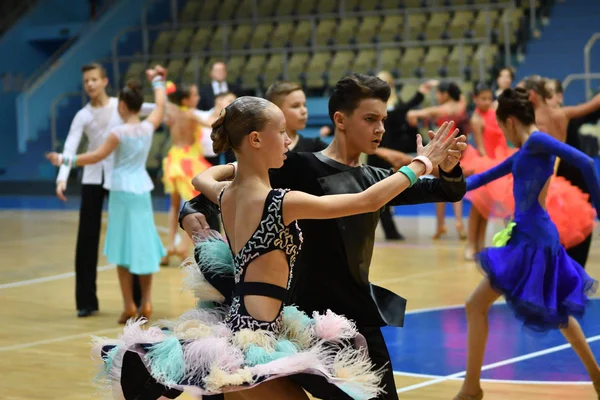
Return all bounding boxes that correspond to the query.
[407,81,468,240]
[91,96,459,400]
[461,84,515,260]
[518,75,600,254]
[161,82,213,264]
[454,87,600,400]
[46,67,168,323]
[546,78,600,267]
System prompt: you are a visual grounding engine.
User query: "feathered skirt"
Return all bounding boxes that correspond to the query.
[91,230,384,400]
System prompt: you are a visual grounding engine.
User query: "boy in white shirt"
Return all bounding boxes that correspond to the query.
[57,63,154,317]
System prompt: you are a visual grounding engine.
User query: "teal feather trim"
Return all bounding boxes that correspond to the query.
[103,345,119,374]
[282,305,313,328]
[274,339,299,354]
[144,336,185,386]
[196,300,217,309]
[194,237,234,277]
[244,339,299,366]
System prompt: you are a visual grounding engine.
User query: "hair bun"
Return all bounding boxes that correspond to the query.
[125,79,142,93]
[211,108,227,130]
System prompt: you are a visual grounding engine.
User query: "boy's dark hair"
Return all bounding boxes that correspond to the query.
[473,83,492,96]
[496,87,536,126]
[497,67,515,81]
[437,81,462,101]
[81,62,107,78]
[168,83,196,105]
[118,79,143,112]
[265,81,303,107]
[328,74,391,122]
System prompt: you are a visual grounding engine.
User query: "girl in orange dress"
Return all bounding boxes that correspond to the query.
[461,84,516,260]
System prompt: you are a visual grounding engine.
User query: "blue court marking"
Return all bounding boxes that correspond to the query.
[0,195,473,217]
[386,299,600,383]
[0,195,172,212]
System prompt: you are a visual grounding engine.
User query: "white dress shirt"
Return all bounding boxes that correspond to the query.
[211,80,228,95]
[56,98,155,190]
[194,109,216,157]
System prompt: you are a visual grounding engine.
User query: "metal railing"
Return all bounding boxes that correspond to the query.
[110,1,518,88]
[584,32,600,100]
[562,73,600,94]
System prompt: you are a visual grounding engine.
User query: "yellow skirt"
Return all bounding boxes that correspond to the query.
[162,142,212,201]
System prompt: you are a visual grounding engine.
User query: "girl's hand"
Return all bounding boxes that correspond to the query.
[45,152,61,166]
[416,121,459,166]
[154,65,167,79]
[145,68,157,82]
[146,65,167,82]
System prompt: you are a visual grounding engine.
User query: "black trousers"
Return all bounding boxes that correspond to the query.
[291,326,398,400]
[75,184,141,311]
[567,233,592,268]
[379,205,401,239]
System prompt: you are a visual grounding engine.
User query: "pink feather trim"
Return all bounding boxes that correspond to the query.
[183,337,244,384]
[312,309,358,342]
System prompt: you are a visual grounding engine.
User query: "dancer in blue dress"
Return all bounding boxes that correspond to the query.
[46,66,168,324]
[454,87,600,400]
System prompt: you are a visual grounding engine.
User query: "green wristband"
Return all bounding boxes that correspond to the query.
[398,165,418,187]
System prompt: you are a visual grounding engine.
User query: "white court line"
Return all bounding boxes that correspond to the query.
[377,265,468,286]
[0,215,460,289]
[392,371,592,386]
[0,327,121,352]
[0,224,171,290]
[0,264,116,289]
[396,334,600,393]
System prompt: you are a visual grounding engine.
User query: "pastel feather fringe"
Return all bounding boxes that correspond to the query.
[181,229,235,304]
[192,229,234,277]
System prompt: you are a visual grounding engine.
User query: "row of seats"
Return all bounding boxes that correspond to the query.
[130,43,500,92]
[141,77,478,169]
[179,0,522,22]
[152,7,523,55]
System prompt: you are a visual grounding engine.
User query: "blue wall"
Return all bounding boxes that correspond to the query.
[4,0,178,181]
[514,0,600,105]
[0,0,93,173]
[15,0,146,152]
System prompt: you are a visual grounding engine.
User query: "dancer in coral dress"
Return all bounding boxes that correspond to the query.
[461,84,516,260]
[407,81,468,240]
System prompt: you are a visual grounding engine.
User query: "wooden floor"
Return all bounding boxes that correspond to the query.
[1,209,599,399]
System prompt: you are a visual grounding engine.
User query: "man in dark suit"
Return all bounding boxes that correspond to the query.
[197,61,240,111]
